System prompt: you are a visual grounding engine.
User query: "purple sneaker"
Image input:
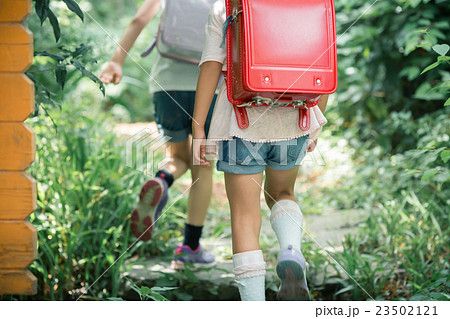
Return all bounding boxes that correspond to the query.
[276,245,310,301]
[171,244,215,270]
[130,177,168,241]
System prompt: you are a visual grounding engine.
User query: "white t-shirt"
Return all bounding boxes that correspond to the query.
[199,1,327,143]
[148,0,200,94]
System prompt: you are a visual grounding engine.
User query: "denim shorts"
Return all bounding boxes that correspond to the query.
[153,91,216,143]
[216,135,309,175]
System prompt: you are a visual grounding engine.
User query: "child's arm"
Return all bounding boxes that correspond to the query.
[307,94,329,152]
[99,0,161,84]
[192,61,223,167]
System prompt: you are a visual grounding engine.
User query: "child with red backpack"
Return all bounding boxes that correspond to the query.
[193,0,335,300]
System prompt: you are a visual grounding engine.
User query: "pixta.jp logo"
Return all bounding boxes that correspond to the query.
[125,128,171,176]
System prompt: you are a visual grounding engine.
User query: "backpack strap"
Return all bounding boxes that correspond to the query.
[298,107,311,131]
[233,105,249,129]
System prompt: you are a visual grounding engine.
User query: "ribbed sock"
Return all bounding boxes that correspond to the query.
[232,250,266,301]
[155,169,174,187]
[270,200,304,251]
[183,223,203,251]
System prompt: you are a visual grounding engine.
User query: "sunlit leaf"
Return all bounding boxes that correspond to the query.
[62,0,84,21]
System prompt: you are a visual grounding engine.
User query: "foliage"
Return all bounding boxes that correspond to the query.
[334,0,450,154]
[303,107,450,301]
[29,0,106,117]
[4,103,185,300]
[125,278,176,301]
[34,0,84,42]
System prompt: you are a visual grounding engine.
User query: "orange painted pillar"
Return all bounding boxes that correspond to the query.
[0,0,37,295]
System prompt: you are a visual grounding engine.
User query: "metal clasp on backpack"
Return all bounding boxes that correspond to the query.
[292,100,306,108]
[237,96,303,108]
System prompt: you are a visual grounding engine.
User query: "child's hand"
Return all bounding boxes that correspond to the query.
[307,139,318,152]
[99,61,123,84]
[192,127,213,168]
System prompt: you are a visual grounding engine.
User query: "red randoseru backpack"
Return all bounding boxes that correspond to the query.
[225,0,338,131]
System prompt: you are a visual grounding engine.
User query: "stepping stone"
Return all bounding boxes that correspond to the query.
[305,209,369,251]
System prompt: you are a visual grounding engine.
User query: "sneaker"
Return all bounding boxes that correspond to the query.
[171,244,215,270]
[130,177,168,241]
[276,245,310,301]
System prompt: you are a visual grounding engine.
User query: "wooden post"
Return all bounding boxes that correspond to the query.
[0,0,37,295]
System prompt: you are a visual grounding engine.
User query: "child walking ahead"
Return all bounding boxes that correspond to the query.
[193,1,329,300]
[100,0,217,268]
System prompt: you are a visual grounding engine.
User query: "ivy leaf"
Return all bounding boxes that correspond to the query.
[47,9,61,42]
[71,59,105,96]
[55,65,67,90]
[35,0,49,25]
[62,0,84,21]
[432,44,450,56]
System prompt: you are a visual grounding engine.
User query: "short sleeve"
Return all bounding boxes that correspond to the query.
[199,1,227,68]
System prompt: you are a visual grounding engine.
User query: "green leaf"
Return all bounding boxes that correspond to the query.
[139,286,152,296]
[55,65,67,90]
[62,0,84,21]
[71,59,105,96]
[72,44,90,58]
[432,44,450,56]
[150,287,178,292]
[421,61,440,74]
[106,297,125,301]
[421,168,438,182]
[441,150,450,163]
[445,97,450,106]
[34,51,65,62]
[416,43,432,48]
[147,291,168,301]
[35,0,49,25]
[47,9,60,42]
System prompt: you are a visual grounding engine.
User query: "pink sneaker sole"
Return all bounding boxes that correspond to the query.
[130,178,165,241]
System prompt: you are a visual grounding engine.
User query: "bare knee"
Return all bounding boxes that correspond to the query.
[264,189,295,209]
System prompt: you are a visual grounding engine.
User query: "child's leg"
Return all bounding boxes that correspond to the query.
[131,139,190,241]
[225,172,266,301]
[186,136,213,228]
[264,166,309,300]
[225,172,263,253]
[167,137,215,268]
[264,166,303,251]
[159,139,191,180]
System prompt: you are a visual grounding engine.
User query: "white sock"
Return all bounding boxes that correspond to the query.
[232,250,266,301]
[270,200,304,251]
